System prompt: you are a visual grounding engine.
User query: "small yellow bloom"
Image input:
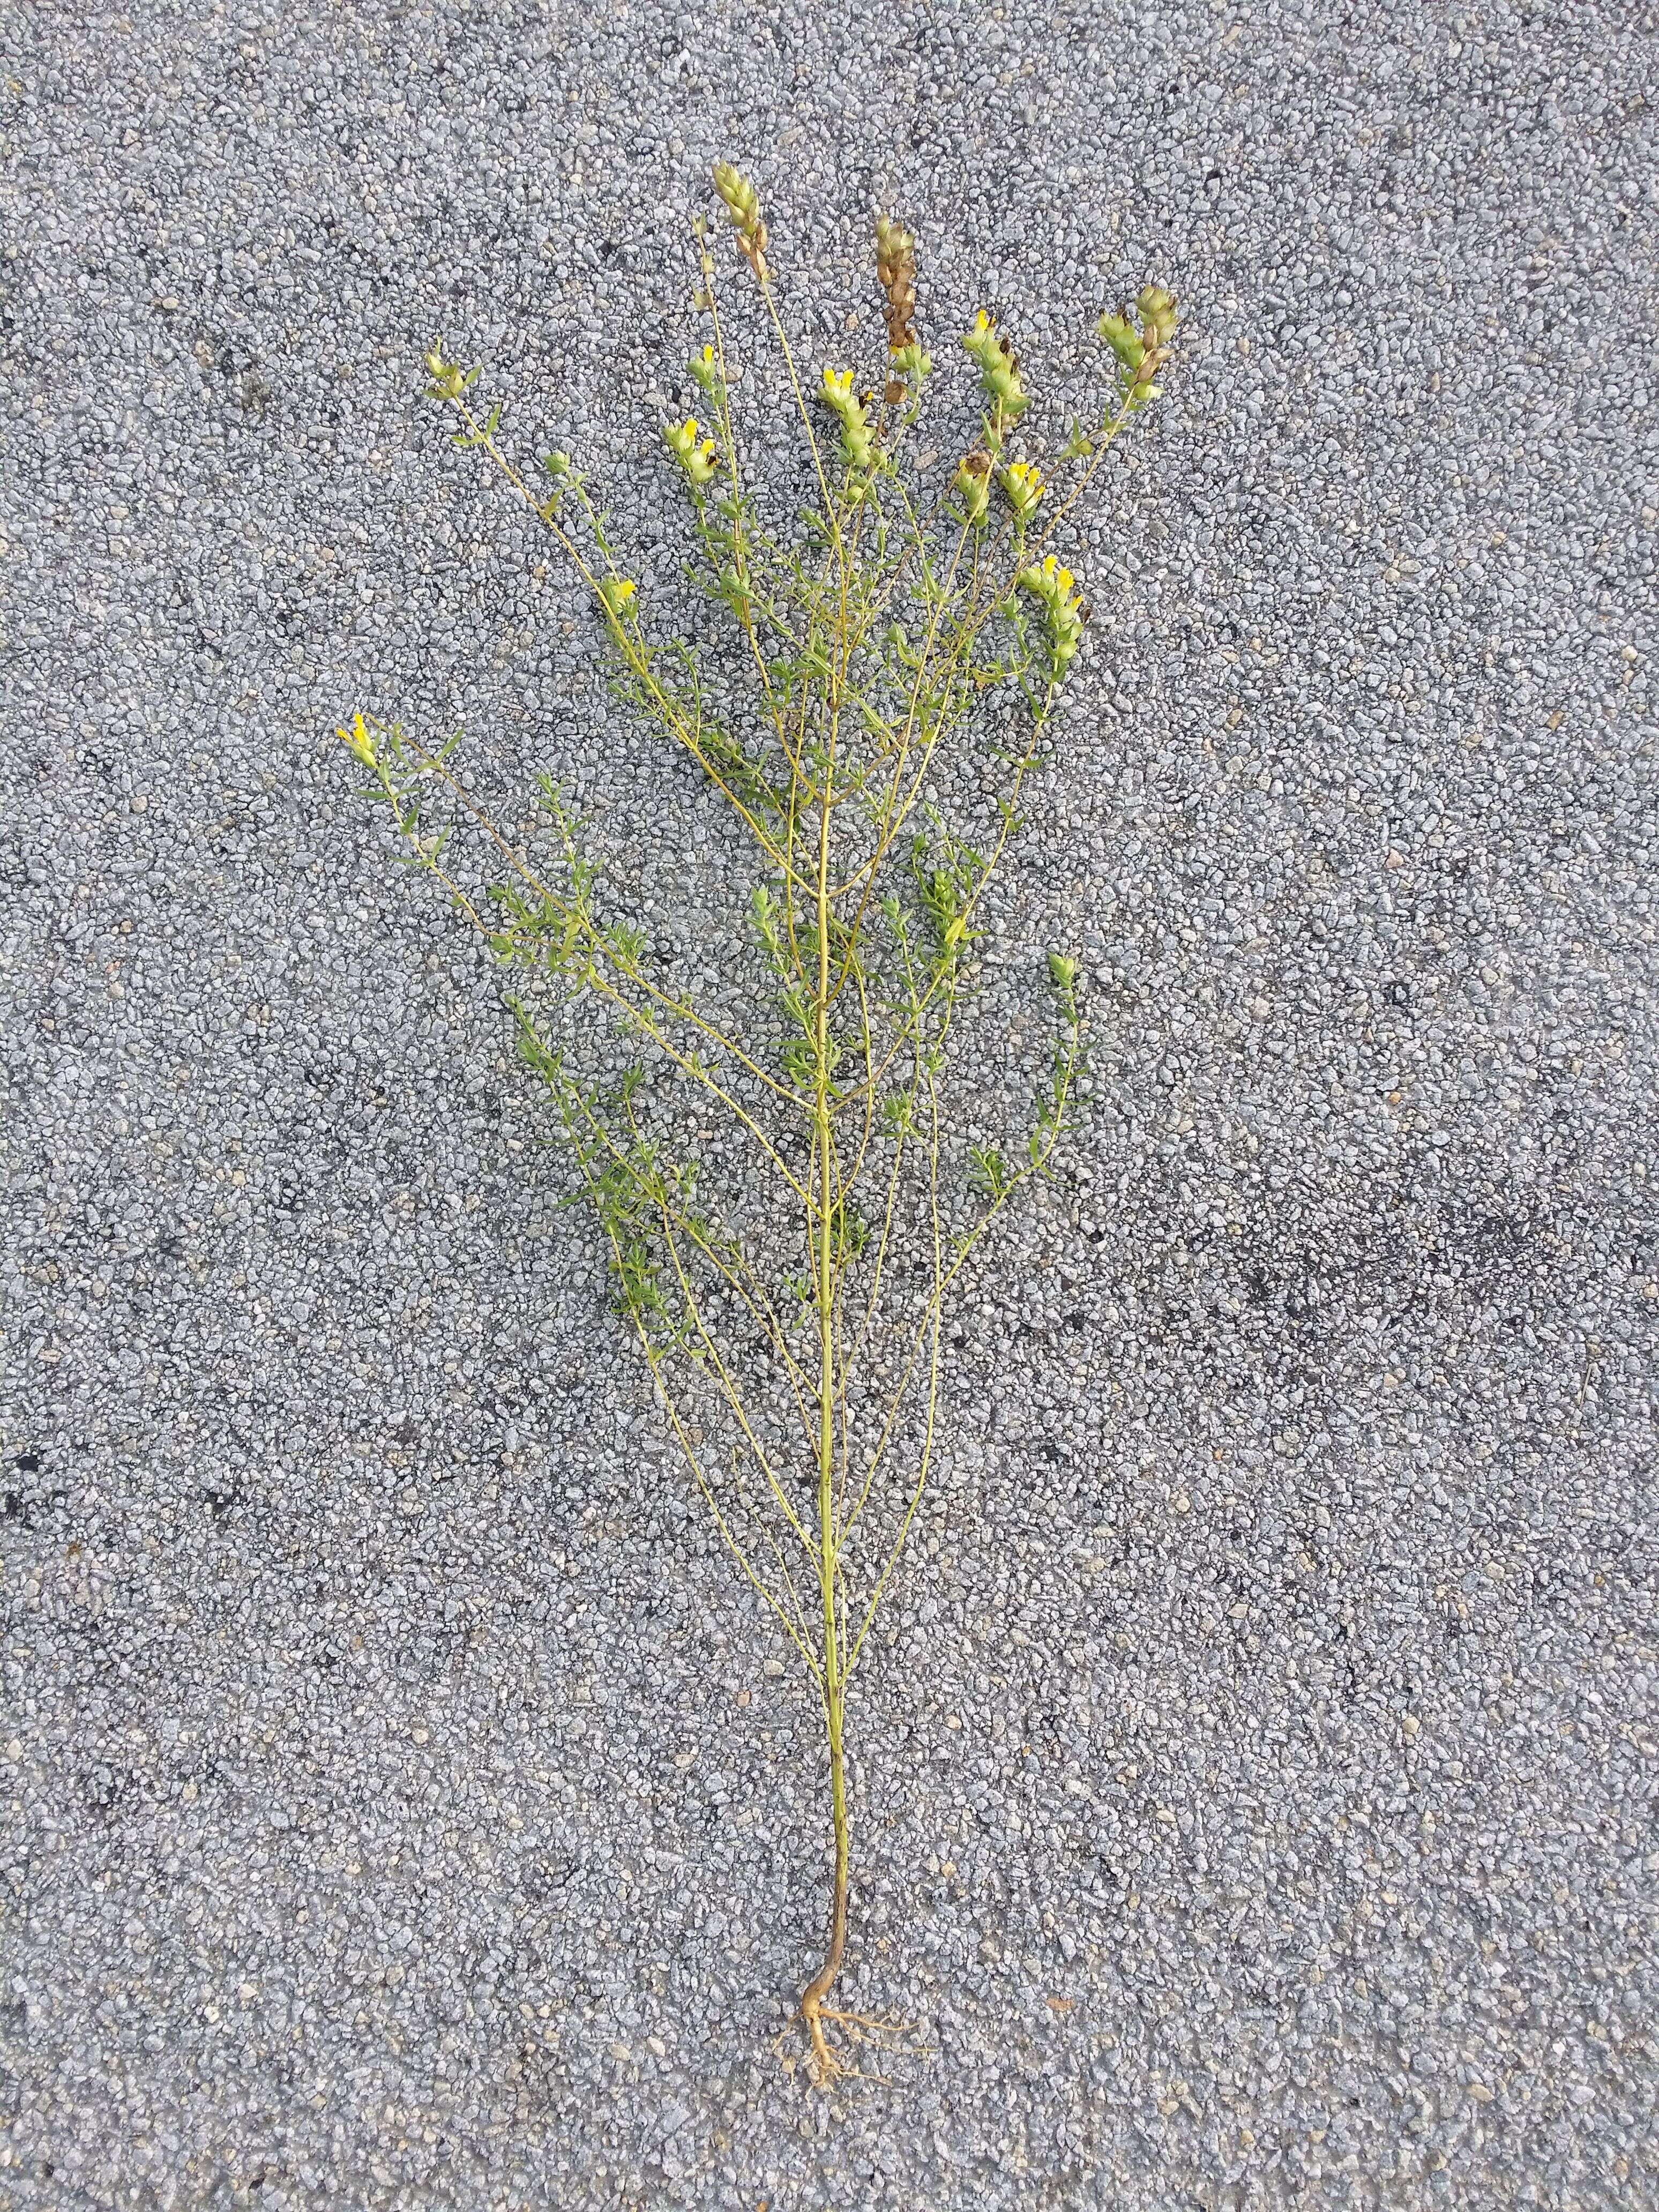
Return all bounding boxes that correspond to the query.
[664,415,718,488]
[999,459,1045,519]
[335,712,378,767]
[598,577,637,617]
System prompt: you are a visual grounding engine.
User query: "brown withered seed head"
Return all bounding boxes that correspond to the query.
[875,212,918,353]
[875,214,913,285]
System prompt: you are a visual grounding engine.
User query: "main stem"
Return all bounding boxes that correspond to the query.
[799,683,851,2081]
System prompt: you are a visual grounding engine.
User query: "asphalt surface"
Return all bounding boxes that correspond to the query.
[3,2,1656,2205]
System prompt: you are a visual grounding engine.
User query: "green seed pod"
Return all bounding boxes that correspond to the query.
[1137,284,1179,348]
[1096,313,1144,371]
[952,450,992,525]
[712,162,768,272]
[712,162,761,234]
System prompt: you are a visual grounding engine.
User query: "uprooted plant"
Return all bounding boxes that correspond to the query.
[335,162,1178,2084]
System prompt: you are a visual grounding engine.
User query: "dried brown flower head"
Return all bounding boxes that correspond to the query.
[875,213,917,351]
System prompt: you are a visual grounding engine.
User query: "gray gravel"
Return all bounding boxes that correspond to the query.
[3,1,1657,2204]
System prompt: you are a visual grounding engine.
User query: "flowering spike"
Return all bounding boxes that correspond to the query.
[1017,554,1087,679]
[1100,287,1179,406]
[961,310,1029,428]
[335,711,379,767]
[819,366,875,474]
[421,343,470,403]
[712,162,769,279]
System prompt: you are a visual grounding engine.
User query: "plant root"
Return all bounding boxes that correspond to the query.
[818,2002,914,2037]
[801,1994,851,2090]
[796,1996,926,2090]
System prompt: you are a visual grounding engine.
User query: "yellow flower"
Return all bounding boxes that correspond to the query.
[335,712,378,767]
[999,459,1044,519]
[664,415,718,488]
[598,577,637,617]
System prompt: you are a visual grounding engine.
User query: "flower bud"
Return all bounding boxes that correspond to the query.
[1096,313,1144,372]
